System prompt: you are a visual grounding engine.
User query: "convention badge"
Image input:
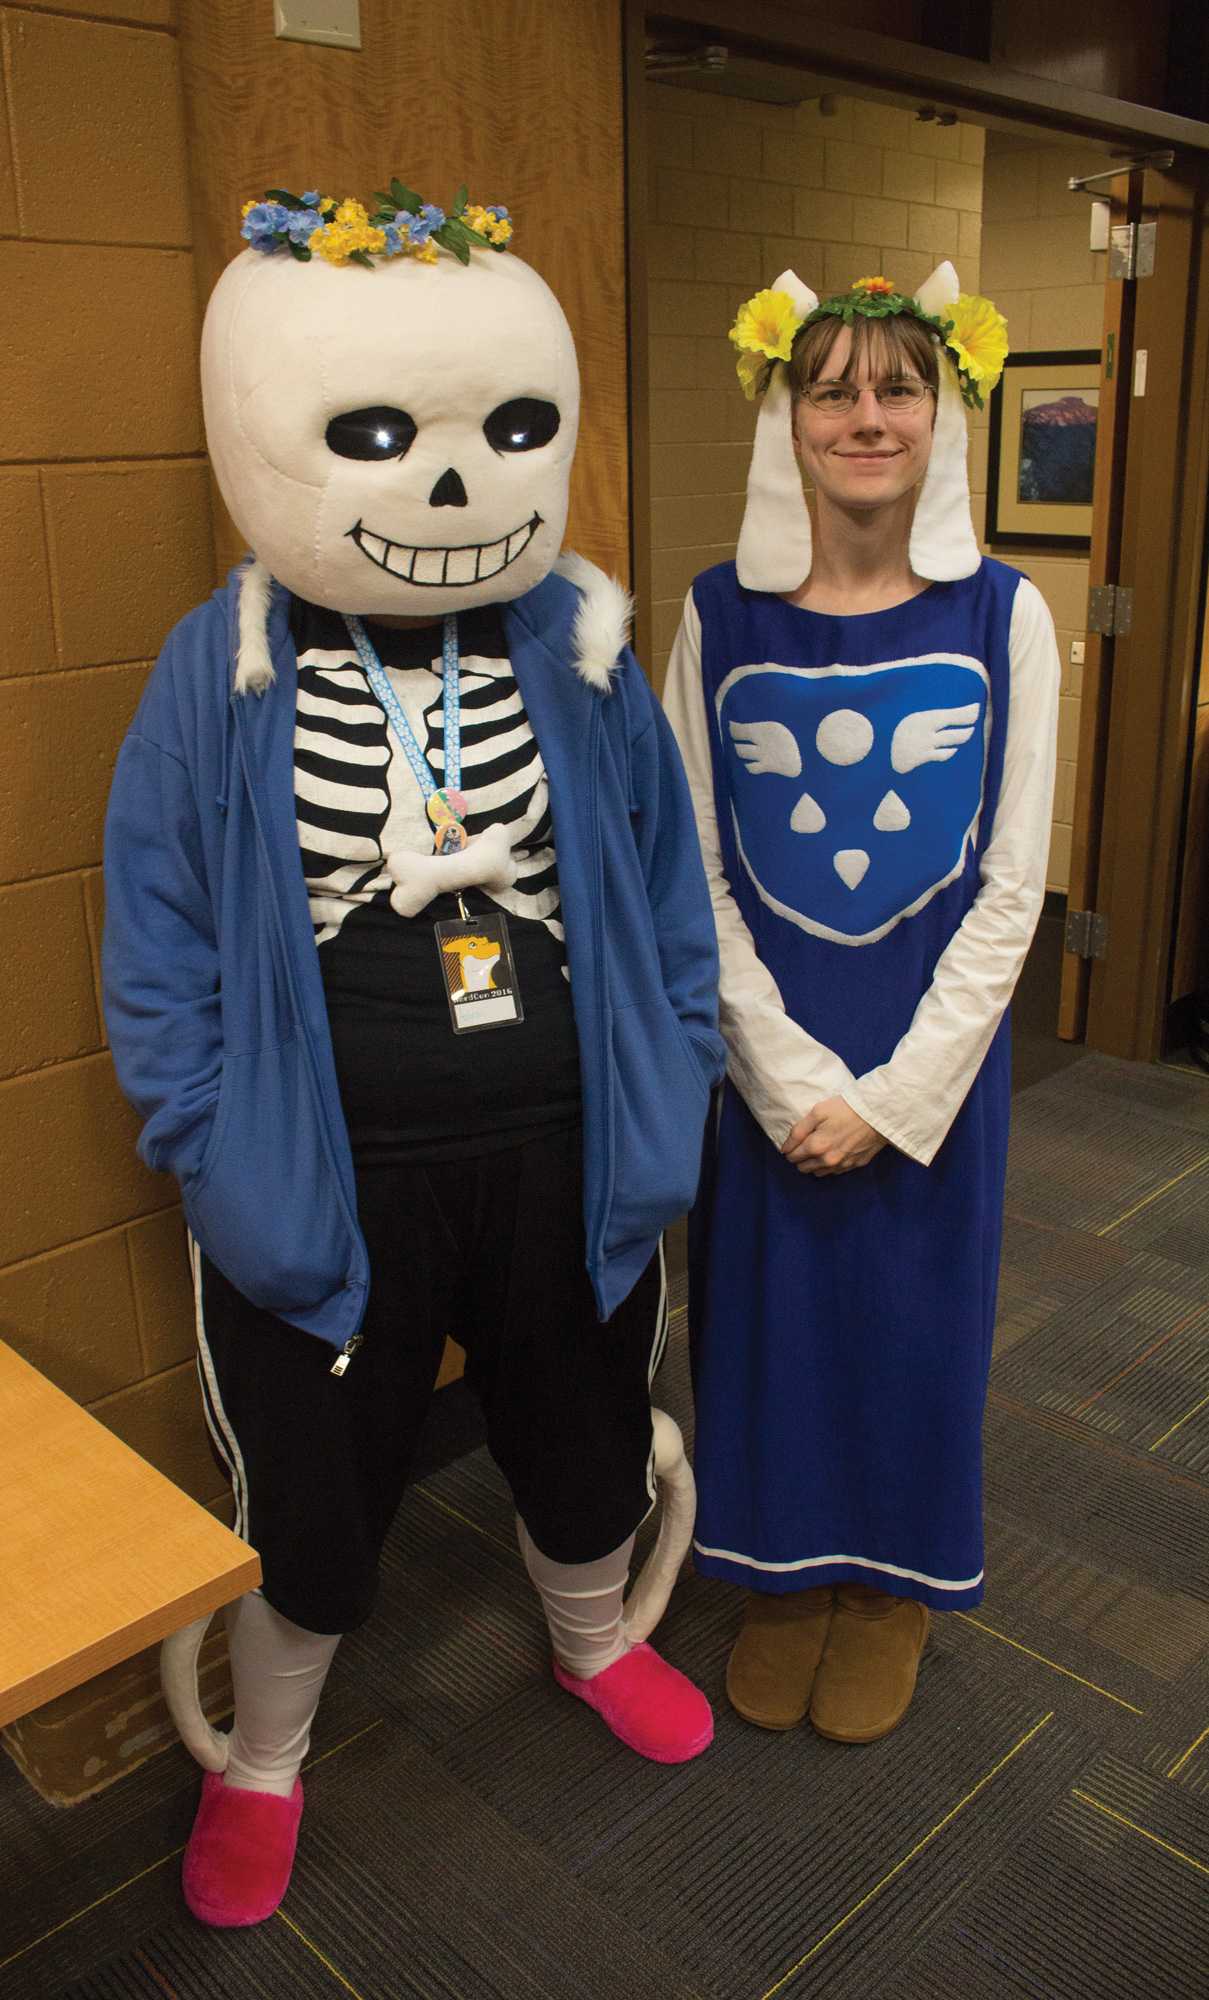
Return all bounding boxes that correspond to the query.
[434,913,523,1031]
[434,820,469,855]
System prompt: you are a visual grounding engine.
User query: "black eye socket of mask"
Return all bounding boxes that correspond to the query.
[325,407,418,460]
[482,398,560,454]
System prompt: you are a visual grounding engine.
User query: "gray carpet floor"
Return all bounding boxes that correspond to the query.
[3,1050,1209,1999]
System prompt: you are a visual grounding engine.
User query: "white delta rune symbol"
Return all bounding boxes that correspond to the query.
[717,654,990,945]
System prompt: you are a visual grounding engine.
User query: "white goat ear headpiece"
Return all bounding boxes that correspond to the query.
[908,260,980,582]
[733,260,988,592]
[735,270,817,595]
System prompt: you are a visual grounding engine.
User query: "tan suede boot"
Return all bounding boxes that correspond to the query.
[809,1585,929,1743]
[725,1587,835,1729]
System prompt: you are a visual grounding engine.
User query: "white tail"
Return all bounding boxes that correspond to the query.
[161,1614,230,1772]
[622,1408,697,1644]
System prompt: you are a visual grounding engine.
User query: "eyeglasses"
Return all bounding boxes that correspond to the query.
[801,379,935,416]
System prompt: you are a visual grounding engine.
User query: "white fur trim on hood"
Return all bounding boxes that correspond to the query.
[234,551,632,698]
[733,259,980,594]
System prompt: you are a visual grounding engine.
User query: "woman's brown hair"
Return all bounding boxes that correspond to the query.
[787,311,942,401]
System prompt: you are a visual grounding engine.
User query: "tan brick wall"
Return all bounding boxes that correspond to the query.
[981,136,1108,893]
[0,2,220,1522]
[646,84,985,690]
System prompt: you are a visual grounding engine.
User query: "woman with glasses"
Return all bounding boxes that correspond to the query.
[662,267,1059,1742]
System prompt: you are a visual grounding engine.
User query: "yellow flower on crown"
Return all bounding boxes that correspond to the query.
[311,217,388,265]
[735,349,770,401]
[853,275,896,295]
[945,293,1009,393]
[729,288,801,365]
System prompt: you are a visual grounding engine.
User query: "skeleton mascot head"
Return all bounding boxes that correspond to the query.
[160,185,702,1783]
[202,205,578,630]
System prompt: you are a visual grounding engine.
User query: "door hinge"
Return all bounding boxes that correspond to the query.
[1087,584,1134,636]
[1109,219,1156,281]
[1065,909,1109,960]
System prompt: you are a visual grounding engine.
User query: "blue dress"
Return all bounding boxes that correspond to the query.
[688,558,1022,1611]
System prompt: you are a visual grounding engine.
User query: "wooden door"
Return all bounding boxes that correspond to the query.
[1057,171,1138,1040]
[1070,163,1209,1057]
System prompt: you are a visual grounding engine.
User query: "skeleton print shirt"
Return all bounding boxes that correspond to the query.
[290,600,581,1162]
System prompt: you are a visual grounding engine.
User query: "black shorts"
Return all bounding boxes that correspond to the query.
[193,1124,667,1633]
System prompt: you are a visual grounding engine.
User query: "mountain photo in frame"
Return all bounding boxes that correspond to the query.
[986,350,1101,551]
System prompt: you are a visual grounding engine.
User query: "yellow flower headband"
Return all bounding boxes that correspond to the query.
[239,180,513,270]
[729,275,1008,411]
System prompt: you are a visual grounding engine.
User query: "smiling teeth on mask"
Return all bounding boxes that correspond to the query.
[350,515,541,587]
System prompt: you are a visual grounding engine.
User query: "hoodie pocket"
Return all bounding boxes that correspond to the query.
[603,997,711,1262]
[181,1038,355,1317]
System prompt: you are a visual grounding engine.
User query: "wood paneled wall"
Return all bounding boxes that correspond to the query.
[177,0,630,583]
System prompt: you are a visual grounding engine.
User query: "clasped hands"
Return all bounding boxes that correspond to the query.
[781,1096,887,1176]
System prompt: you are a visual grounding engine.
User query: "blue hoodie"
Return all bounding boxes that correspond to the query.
[102,564,724,1356]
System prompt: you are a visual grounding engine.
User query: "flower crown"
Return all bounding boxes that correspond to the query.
[239,180,513,270]
[729,275,1008,411]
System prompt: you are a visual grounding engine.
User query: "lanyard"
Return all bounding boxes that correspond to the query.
[343,611,461,799]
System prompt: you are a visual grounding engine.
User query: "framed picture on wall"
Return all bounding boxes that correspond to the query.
[985,350,1101,551]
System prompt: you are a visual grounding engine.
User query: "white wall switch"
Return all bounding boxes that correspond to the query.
[1070,639,1085,665]
[274,0,360,50]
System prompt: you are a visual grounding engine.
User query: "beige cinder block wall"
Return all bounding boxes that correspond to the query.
[0,0,225,1798]
[646,84,985,694]
[980,135,1108,894]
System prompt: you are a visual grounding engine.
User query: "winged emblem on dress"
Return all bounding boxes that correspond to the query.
[717,657,991,946]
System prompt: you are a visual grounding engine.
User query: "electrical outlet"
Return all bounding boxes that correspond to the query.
[1070,640,1085,665]
[274,0,360,49]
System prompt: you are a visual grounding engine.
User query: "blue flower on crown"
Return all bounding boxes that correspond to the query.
[241,201,292,250]
[285,209,322,246]
[406,203,446,245]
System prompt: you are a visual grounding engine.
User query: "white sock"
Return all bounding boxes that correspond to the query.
[518,1519,635,1680]
[222,1591,341,1796]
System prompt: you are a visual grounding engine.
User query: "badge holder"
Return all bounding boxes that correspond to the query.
[434,905,523,1031]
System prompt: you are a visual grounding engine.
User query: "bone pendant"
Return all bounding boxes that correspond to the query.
[385,821,518,918]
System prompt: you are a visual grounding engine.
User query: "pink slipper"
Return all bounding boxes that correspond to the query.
[552,1642,714,1763]
[182,1771,304,1927]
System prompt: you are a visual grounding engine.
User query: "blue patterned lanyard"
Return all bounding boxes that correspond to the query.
[343,612,461,799]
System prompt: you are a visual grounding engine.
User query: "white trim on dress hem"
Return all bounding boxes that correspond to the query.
[693,1540,984,1592]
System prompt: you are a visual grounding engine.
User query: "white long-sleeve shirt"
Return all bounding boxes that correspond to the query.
[661,576,1060,1166]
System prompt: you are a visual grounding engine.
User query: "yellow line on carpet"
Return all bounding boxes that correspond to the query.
[0,1845,183,1973]
[757,1712,1054,1998]
[1072,1791,1209,1876]
[955,1613,1144,1713]
[1096,1151,1209,1236]
[1149,1390,1209,1453]
[1167,1723,1209,1778]
[303,1718,385,1773]
[277,1910,370,1997]
[411,1482,518,1557]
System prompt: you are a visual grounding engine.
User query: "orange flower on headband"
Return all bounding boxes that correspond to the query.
[853,275,896,295]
